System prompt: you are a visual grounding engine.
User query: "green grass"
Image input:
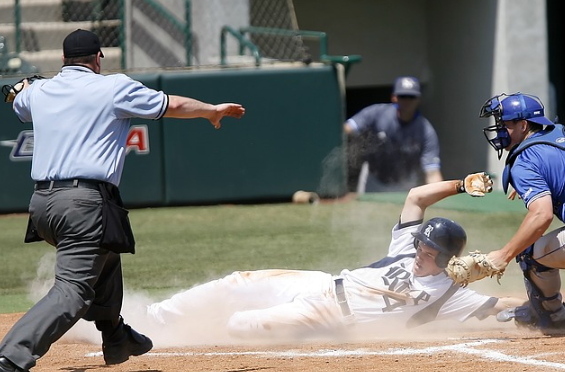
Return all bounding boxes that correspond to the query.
[0,195,552,313]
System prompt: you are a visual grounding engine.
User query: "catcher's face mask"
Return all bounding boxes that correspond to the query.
[480,92,553,160]
[480,94,511,160]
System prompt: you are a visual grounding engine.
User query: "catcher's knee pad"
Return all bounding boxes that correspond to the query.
[516,246,553,273]
[516,247,564,330]
[516,279,557,329]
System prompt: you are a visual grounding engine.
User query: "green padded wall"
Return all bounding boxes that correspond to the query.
[160,65,346,205]
[0,76,35,213]
[119,73,165,207]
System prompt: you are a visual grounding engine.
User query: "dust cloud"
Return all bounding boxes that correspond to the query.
[26,239,521,349]
[28,252,243,347]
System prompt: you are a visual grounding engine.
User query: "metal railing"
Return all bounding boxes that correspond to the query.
[135,0,192,67]
[220,26,261,66]
[8,0,193,72]
[14,0,21,54]
[221,26,362,74]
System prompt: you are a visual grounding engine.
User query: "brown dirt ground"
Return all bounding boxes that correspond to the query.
[2,313,565,372]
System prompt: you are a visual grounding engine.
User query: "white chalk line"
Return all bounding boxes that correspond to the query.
[85,339,565,369]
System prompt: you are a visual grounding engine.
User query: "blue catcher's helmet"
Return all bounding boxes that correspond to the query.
[411,217,467,268]
[479,92,554,159]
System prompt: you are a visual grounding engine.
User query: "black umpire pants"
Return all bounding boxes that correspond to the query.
[0,186,124,371]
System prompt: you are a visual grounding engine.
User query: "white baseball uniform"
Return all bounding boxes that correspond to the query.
[146,222,496,339]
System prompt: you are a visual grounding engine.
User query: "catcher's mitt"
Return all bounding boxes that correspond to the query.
[446,250,504,287]
[2,75,45,103]
[456,172,494,197]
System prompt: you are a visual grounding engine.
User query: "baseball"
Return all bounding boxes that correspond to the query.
[292,190,320,204]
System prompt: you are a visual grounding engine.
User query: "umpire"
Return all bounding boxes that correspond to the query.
[0,29,245,372]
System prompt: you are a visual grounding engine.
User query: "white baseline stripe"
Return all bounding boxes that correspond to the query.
[85,339,565,369]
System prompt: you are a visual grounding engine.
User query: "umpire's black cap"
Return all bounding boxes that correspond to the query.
[63,29,105,58]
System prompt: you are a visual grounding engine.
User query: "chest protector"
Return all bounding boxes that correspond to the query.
[502,124,565,194]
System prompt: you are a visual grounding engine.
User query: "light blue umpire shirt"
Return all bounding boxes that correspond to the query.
[13,65,168,186]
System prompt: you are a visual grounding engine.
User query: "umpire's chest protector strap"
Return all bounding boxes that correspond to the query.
[502,124,565,194]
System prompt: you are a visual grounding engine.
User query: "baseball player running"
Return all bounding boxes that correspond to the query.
[144,173,524,340]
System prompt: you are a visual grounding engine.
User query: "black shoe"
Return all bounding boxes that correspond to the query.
[0,357,25,372]
[102,320,153,365]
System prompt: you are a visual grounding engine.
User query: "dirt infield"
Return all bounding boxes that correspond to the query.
[2,313,565,372]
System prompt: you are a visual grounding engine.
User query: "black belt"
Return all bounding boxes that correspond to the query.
[334,278,353,319]
[35,179,102,191]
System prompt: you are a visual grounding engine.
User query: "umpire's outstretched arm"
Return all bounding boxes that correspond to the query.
[164,95,245,130]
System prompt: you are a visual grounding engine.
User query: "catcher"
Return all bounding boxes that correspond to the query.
[471,92,565,335]
[124,172,524,344]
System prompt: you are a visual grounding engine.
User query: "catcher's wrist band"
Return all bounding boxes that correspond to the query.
[455,180,465,193]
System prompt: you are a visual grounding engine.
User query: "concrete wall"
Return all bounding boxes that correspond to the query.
[293,0,429,88]
[425,0,497,181]
[487,0,550,181]
[125,0,249,68]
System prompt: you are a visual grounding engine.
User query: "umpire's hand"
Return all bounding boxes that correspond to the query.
[208,103,246,129]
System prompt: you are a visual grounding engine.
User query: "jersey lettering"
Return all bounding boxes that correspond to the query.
[411,291,431,304]
[382,265,411,292]
[380,264,431,312]
[381,293,407,312]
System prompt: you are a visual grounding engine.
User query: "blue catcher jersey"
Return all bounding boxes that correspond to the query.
[504,124,565,222]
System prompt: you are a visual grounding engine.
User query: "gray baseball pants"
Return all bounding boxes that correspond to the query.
[0,187,124,371]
